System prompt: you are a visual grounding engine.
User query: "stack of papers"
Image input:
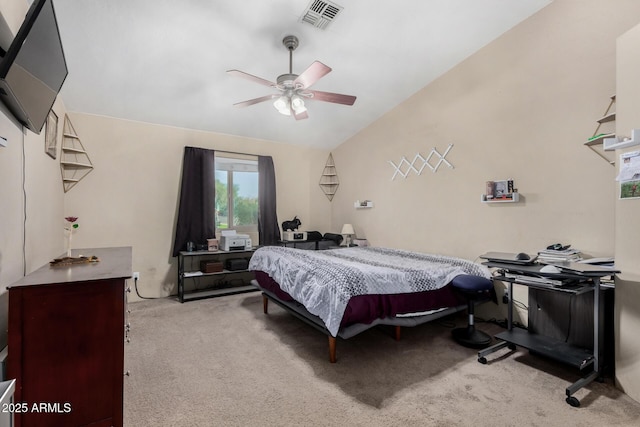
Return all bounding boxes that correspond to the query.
[578,256,615,266]
[537,248,582,264]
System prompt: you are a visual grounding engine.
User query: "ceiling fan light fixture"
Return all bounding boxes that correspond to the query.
[273,96,291,115]
[291,95,307,114]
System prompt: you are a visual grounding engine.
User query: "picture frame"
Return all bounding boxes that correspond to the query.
[494,180,509,197]
[45,110,58,159]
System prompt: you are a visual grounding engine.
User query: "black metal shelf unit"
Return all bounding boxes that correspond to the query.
[177,249,257,302]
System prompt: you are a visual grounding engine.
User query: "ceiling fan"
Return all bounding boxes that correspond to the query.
[227,35,356,120]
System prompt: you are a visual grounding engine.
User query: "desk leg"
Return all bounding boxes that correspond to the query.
[507,281,513,329]
[564,278,604,407]
[478,280,514,364]
[594,278,603,375]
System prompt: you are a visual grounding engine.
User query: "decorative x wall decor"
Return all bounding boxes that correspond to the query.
[388,144,454,180]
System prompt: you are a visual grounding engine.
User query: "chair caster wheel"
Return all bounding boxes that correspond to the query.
[478,356,487,364]
[507,343,516,351]
[566,396,580,407]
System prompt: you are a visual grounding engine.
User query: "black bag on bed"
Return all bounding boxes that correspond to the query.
[322,233,343,246]
[306,231,323,241]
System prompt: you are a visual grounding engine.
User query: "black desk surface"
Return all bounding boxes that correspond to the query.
[483,260,619,279]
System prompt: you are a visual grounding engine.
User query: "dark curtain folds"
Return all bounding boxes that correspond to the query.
[258,156,280,246]
[172,147,216,256]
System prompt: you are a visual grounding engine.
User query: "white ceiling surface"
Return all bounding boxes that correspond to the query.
[53,0,551,149]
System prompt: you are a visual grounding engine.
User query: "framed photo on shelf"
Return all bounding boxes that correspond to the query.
[45,110,58,159]
[494,180,509,197]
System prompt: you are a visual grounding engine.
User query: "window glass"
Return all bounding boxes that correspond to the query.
[214,155,259,233]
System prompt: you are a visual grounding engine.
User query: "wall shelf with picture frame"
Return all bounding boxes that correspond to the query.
[482,179,520,203]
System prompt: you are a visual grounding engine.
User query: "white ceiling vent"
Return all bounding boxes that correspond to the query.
[300,0,343,30]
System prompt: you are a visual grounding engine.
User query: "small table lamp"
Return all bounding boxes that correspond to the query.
[341,224,355,246]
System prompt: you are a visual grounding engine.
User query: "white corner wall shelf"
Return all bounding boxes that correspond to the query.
[602,129,640,151]
[319,153,338,201]
[60,115,93,193]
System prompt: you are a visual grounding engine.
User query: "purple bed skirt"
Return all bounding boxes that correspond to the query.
[254,270,465,328]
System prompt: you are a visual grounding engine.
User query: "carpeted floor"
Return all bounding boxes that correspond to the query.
[123,292,640,426]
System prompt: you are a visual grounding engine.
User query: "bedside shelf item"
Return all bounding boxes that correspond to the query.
[584,95,616,165]
[319,153,339,201]
[60,115,93,192]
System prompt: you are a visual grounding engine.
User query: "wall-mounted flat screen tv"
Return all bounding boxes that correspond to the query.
[0,0,67,134]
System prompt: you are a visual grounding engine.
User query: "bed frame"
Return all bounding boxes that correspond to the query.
[253,280,467,363]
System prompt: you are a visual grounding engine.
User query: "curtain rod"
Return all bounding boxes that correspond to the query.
[185,146,260,158]
[215,149,259,158]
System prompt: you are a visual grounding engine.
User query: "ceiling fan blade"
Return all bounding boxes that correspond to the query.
[233,94,278,108]
[294,61,332,89]
[307,89,357,106]
[227,70,276,88]
[293,109,309,121]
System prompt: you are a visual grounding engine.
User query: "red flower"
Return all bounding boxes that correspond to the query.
[65,217,78,223]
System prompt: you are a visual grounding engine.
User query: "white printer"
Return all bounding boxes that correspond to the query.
[219,230,252,251]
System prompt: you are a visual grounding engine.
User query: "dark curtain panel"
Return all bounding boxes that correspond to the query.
[172,147,216,256]
[258,156,280,246]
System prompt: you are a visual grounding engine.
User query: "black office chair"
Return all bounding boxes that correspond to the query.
[451,274,494,348]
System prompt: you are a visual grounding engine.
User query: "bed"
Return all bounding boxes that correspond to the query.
[249,246,492,362]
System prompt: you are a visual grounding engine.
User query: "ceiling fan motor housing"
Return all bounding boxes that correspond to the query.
[277,73,299,88]
[282,35,299,51]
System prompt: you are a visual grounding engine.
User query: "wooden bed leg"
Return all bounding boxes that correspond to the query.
[263,295,268,314]
[328,336,337,363]
[394,325,402,341]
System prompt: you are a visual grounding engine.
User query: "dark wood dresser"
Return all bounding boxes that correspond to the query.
[7,247,132,427]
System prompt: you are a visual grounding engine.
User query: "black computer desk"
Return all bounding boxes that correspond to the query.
[477,260,619,407]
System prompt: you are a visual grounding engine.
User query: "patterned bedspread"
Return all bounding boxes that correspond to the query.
[248,246,491,336]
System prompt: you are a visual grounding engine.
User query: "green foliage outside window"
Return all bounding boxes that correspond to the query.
[215,178,258,228]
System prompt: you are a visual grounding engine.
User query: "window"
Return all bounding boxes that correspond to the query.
[214,154,259,233]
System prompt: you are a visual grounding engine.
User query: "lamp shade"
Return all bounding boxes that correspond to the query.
[341,224,355,235]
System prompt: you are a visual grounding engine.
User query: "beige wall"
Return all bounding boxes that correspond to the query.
[62,113,332,298]
[333,1,640,321]
[615,22,640,403]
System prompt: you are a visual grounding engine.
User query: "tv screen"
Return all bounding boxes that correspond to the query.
[0,0,67,134]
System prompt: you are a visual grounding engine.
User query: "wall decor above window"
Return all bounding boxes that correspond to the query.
[388,144,454,180]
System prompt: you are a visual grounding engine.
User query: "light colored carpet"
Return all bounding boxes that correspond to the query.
[124,292,640,426]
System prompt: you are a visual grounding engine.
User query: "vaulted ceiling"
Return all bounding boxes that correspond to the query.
[53,0,551,149]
